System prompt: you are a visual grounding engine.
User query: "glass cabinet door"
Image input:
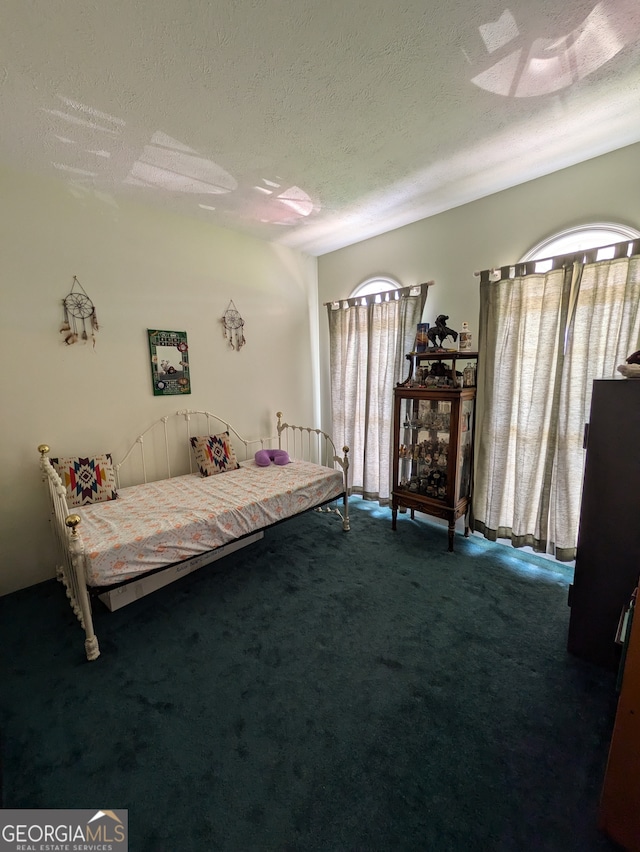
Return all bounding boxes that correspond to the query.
[458,397,474,500]
[396,396,452,501]
[393,378,477,550]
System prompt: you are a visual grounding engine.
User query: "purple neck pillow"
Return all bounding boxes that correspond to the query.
[254,448,291,467]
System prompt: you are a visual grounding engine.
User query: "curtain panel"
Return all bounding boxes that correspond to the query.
[327,286,427,504]
[474,251,640,561]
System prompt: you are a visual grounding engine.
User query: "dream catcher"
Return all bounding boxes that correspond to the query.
[60,276,99,347]
[221,300,246,350]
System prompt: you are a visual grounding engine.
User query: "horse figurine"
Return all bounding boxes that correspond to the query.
[427,315,458,349]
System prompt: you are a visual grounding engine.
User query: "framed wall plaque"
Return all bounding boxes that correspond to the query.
[147,329,191,396]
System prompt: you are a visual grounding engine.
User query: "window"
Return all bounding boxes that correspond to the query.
[474,221,640,561]
[327,279,427,504]
[350,277,400,300]
[522,222,640,272]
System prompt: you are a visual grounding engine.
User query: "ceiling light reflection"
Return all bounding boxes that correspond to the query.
[479,9,519,54]
[56,96,126,126]
[52,163,98,176]
[250,183,317,224]
[124,133,237,195]
[470,0,640,97]
[277,186,313,217]
[42,109,120,134]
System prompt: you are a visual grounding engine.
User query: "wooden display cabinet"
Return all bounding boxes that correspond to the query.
[391,351,478,551]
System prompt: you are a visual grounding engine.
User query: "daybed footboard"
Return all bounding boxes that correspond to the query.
[276,412,350,531]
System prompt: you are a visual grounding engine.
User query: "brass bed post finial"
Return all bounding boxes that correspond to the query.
[65,514,82,536]
[38,444,50,455]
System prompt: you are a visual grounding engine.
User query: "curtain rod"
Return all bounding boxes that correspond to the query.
[323,280,434,308]
[475,237,640,284]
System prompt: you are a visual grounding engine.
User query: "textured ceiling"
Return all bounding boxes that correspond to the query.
[2,0,640,255]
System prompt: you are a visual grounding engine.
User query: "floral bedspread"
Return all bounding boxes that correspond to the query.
[78,460,344,586]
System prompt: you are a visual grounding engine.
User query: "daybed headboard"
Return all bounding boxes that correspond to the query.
[109,409,348,489]
[113,409,279,488]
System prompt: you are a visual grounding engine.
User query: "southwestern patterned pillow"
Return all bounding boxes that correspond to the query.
[50,454,118,507]
[190,433,240,477]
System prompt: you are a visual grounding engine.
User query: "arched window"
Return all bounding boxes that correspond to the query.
[350,276,401,300]
[521,222,640,272]
[474,220,640,562]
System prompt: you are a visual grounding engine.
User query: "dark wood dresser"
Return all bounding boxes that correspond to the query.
[567,379,640,670]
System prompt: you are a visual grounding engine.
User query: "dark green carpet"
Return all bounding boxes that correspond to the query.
[0,499,619,851]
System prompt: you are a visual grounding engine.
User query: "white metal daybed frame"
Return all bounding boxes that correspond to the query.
[38,410,349,661]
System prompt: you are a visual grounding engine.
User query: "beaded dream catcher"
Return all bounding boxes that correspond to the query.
[60,276,99,347]
[221,300,246,350]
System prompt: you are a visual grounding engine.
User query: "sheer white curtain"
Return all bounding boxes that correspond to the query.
[551,254,640,558]
[474,247,640,561]
[327,285,427,504]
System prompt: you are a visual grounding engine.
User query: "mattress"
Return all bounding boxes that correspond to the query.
[78,459,343,586]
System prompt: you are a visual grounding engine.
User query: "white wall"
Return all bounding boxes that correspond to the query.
[0,167,318,594]
[5,143,640,593]
[317,142,640,433]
